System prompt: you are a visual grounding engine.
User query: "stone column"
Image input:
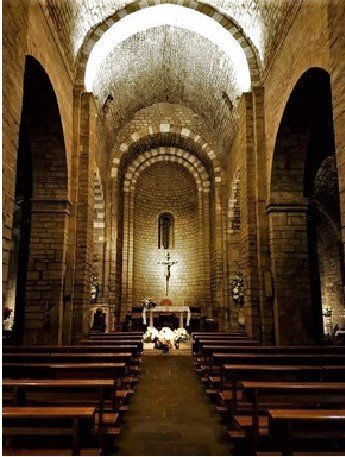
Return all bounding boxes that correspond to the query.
[238,93,261,340]
[121,189,131,322]
[252,87,274,344]
[61,85,83,345]
[200,190,211,317]
[211,186,226,325]
[328,0,345,268]
[24,199,70,345]
[268,202,315,345]
[73,92,96,341]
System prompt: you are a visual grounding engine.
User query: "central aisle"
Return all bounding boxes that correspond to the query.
[114,354,231,455]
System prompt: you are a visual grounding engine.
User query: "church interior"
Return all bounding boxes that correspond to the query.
[2,0,345,455]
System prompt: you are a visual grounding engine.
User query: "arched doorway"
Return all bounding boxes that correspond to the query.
[269,68,345,345]
[5,56,69,345]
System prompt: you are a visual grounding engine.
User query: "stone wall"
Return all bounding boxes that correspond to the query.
[131,161,207,307]
[3,2,75,343]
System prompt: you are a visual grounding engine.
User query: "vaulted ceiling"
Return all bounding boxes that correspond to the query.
[44,0,300,160]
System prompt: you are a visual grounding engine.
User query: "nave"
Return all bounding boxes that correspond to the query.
[3,331,345,456]
[3,0,345,455]
[113,355,229,456]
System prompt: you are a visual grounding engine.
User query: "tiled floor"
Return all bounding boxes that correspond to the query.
[113,355,231,455]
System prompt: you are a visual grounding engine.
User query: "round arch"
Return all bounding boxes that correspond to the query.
[118,150,212,319]
[268,67,344,346]
[75,1,260,88]
[5,55,69,345]
[110,123,222,185]
[124,148,211,193]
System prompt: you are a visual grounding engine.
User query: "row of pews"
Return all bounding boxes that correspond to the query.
[2,331,144,455]
[192,331,345,455]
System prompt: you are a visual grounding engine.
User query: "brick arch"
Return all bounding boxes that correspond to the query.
[111,123,223,185]
[124,148,210,193]
[6,55,69,345]
[75,1,260,87]
[119,147,212,319]
[269,67,332,202]
[268,67,342,346]
[25,43,71,174]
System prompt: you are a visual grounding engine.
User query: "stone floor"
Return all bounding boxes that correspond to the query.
[113,355,231,456]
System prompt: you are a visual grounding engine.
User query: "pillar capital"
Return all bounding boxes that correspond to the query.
[266,202,309,214]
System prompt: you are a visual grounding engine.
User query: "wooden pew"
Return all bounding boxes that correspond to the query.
[88,332,144,340]
[3,362,127,380]
[214,364,345,428]
[240,382,345,448]
[200,345,345,356]
[192,334,249,353]
[3,406,96,455]
[220,364,325,426]
[89,332,143,337]
[192,331,246,334]
[193,345,345,454]
[198,346,345,375]
[4,345,142,356]
[268,409,345,455]
[80,339,142,347]
[3,352,134,362]
[3,379,118,429]
[209,353,345,376]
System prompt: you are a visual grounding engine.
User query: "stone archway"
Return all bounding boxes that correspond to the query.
[269,67,345,345]
[4,56,69,345]
[119,147,212,322]
[75,1,261,88]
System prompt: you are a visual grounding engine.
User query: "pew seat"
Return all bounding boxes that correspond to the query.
[3,406,96,456]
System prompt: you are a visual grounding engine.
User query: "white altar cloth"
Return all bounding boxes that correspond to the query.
[143,306,191,328]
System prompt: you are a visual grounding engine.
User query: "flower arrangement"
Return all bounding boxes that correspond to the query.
[141,298,157,310]
[3,307,14,332]
[143,326,190,349]
[231,275,244,306]
[322,306,332,318]
[4,307,13,321]
[174,328,190,343]
[143,326,160,342]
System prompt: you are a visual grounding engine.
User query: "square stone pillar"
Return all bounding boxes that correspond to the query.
[24,199,70,345]
[268,203,315,345]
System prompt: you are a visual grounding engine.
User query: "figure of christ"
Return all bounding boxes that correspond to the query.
[158,251,178,296]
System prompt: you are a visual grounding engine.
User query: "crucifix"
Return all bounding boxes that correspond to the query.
[158,251,178,296]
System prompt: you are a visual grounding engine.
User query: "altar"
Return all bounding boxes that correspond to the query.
[143,306,191,329]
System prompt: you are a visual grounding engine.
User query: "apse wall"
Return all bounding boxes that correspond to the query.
[132,161,207,307]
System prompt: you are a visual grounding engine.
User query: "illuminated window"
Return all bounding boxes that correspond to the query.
[158,213,174,249]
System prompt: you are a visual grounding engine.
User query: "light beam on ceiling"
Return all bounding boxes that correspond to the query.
[85,4,251,94]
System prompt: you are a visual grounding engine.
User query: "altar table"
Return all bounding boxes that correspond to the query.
[143,306,191,328]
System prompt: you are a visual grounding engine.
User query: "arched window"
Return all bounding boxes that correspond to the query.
[158,213,174,249]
